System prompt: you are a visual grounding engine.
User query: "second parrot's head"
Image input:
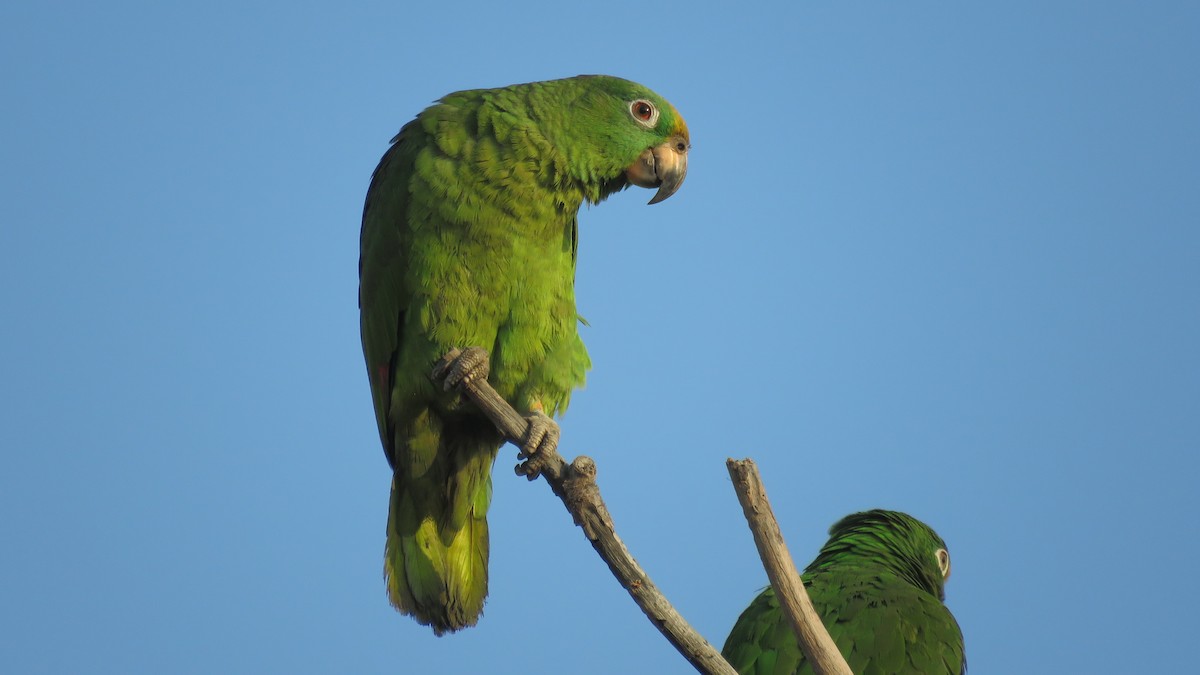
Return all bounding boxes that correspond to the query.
[542,75,689,205]
[811,509,954,602]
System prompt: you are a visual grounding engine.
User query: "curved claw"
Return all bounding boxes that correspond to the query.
[515,411,561,479]
[433,346,490,391]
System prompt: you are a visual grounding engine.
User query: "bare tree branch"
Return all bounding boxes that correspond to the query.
[432,349,737,675]
[725,458,853,675]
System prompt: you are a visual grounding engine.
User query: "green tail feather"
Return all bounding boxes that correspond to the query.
[384,420,500,635]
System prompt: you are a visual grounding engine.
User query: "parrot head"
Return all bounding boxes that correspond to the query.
[543,75,689,205]
[620,95,690,204]
[810,509,954,601]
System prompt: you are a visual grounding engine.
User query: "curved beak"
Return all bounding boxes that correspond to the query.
[625,133,689,204]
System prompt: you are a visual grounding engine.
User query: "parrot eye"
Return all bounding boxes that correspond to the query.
[629,99,659,128]
[936,548,951,580]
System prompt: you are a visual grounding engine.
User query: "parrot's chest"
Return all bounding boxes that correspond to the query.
[421,212,582,383]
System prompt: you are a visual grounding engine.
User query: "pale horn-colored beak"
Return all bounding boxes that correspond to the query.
[626,134,689,204]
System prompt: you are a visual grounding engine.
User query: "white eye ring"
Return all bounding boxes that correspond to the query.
[936,548,951,579]
[629,99,659,128]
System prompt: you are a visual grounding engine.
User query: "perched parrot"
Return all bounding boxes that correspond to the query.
[359,75,689,634]
[722,510,966,674]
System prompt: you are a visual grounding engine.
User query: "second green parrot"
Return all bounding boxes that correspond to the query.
[359,75,689,634]
[722,509,966,674]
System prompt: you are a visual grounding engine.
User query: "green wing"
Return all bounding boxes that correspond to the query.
[360,124,415,469]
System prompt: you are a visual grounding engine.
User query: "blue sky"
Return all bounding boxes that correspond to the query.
[2,2,1197,673]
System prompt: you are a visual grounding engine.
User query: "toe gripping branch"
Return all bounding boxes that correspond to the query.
[429,348,737,675]
[431,348,583,495]
[431,347,565,481]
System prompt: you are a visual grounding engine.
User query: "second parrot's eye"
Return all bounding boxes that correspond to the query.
[936,548,951,580]
[629,99,658,128]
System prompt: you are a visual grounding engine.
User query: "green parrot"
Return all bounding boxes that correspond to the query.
[722,510,966,674]
[359,75,689,634]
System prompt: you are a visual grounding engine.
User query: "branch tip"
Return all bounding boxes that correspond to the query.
[726,458,853,675]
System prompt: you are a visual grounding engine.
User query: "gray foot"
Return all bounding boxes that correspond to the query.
[516,411,560,479]
[432,347,490,391]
